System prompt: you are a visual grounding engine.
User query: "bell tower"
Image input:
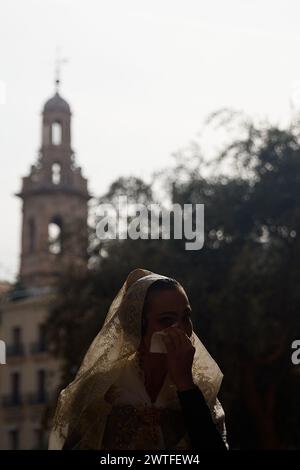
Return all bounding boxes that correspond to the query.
[17,80,90,288]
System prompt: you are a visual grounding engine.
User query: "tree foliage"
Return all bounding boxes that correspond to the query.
[46,115,300,449]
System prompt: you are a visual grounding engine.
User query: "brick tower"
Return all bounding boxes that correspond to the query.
[17,80,90,288]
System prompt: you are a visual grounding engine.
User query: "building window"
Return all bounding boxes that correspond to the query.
[28,217,36,253]
[7,327,24,357]
[9,429,19,450]
[12,326,21,346]
[51,163,61,185]
[11,372,21,405]
[37,369,46,403]
[30,324,47,354]
[51,122,62,145]
[38,324,47,352]
[48,217,62,254]
[34,428,44,449]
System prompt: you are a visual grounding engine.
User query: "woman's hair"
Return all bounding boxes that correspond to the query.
[141,277,180,335]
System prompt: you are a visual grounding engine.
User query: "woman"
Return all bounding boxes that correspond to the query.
[48,268,228,450]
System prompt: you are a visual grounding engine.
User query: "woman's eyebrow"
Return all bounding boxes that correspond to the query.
[158,308,192,317]
[158,311,177,317]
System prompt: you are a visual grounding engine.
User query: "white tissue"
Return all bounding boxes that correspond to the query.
[150,331,168,354]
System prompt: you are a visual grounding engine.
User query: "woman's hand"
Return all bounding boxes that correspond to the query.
[162,326,196,391]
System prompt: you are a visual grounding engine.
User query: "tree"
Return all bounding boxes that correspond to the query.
[46,114,300,449]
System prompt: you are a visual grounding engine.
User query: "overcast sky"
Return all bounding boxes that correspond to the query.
[1,0,300,281]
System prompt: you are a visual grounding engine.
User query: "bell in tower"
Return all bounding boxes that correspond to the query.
[17,80,90,288]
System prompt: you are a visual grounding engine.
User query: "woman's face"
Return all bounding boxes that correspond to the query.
[141,286,193,352]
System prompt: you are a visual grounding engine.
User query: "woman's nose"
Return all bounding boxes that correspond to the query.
[173,321,186,332]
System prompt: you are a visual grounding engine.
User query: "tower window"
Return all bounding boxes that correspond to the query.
[51,121,62,145]
[48,217,62,254]
[51,163,61,185]
[28,217,36,252]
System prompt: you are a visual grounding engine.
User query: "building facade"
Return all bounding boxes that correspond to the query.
[0,82,89,449]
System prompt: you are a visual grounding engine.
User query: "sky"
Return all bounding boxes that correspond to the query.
[1,0,300,281]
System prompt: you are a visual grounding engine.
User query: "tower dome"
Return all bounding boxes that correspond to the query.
[43,91,71,114]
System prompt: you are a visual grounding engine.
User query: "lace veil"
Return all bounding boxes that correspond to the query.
[48,268,223,449]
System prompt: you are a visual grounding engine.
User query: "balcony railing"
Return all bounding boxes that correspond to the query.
[30,342,47,354]
[2,395,23,407]
[6,343,25,357]
[1,390,56,408]
[26,391,49,405]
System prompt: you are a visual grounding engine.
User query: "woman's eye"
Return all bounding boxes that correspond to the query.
[159,318,174,326]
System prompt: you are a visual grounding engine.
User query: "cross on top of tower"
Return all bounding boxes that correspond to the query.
[43,49,71,114]
[54,47,69,93]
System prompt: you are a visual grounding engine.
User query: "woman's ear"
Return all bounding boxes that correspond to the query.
[138,336,147,353]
